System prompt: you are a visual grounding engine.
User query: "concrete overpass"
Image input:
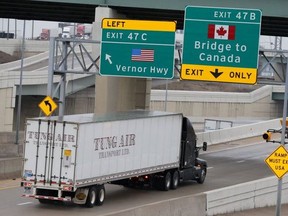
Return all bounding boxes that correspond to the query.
[1,0,288,36]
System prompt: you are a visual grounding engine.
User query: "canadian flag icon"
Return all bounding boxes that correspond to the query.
[208,24,235,40]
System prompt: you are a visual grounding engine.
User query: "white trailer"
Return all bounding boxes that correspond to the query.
[21,110,207,207]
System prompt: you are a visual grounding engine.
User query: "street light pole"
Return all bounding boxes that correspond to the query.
[15,20,26,145]
[275,56,288,216]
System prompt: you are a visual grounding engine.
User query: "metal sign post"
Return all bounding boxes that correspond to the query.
[15,20,25,145]
[58,41,68,121]
[275,56,288,216]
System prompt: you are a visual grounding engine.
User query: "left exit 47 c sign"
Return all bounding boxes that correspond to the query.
[100,18,176,79]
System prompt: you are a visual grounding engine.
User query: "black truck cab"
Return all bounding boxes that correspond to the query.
[180,117,207,183]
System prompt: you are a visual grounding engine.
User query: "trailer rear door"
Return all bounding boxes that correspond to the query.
[23,119,78,187]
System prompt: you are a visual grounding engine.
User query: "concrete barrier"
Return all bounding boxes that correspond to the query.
[150,86,283,131]
[101,193,206,216]
[205,176,288,215]
[0,39,50,56]
[100,175,288,216]
[0,157,22,180]
[197,118,282,146]
[0,132,23,157]
[0,51,49,71]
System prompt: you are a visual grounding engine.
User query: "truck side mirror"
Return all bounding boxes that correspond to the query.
[202,142,207,151]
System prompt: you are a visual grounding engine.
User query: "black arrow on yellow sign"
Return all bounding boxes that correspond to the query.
[39,96,58,116]
[210,68,223,79]
[44,100,52,112]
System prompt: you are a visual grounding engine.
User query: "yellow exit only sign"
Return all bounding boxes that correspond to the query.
[265,145,288,179]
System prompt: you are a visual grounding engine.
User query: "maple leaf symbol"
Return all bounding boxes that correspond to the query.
[216,26,227,36]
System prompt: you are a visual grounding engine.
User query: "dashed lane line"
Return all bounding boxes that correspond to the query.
[17,202,33,206]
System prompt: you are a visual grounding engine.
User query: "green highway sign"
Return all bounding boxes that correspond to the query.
[181,6,262,84]
[100,18,176,79]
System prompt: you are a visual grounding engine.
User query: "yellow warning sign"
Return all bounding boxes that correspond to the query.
[38,96,58,116]
[265,145,288,179]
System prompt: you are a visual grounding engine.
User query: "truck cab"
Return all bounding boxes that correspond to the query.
[62,26,71,38]
[180,117,207,184]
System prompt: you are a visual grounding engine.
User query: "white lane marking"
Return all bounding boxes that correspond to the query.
[17,202,33,206]
[236,160,246,163]
[207,167,214,170]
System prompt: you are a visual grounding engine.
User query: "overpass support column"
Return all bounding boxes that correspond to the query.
[92,7,151,114]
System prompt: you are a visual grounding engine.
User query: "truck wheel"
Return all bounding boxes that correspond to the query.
[95,185,105,206]
[85,186,97,208]
[197,168,206,184]
[171,171,179,189]
[162,172,171,191]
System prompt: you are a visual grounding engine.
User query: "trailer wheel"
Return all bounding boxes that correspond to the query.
[171,171,179,190]
[95,185,105,206]
[85,186,97,208]
[197,168,206,184]
[162,172,171,191]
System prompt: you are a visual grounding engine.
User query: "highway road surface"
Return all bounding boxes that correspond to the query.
[0,138,278,216]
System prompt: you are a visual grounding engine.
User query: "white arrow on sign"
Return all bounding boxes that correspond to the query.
[105,54,112,64]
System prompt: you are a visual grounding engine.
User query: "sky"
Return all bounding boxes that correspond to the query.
[1,18,288,50]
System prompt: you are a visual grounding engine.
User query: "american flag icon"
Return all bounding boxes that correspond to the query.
[131,49,154,62]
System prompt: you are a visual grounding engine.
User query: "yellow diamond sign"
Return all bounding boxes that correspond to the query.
[265,145,288,179]
[38,96,58,116]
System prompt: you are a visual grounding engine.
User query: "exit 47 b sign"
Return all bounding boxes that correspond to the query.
[181,6,262,84]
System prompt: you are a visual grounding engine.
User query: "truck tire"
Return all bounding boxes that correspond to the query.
[95,185,105,206]
[171,171,179,190]
[197,168,206,184]
[162,172,171,191]
[85,186,97,208]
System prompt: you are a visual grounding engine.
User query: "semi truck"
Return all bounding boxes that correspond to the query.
[21,110,207,208]
[76,24,92,39]
[62,26,75,38]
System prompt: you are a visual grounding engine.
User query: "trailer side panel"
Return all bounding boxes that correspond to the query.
[75,114,182,184]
